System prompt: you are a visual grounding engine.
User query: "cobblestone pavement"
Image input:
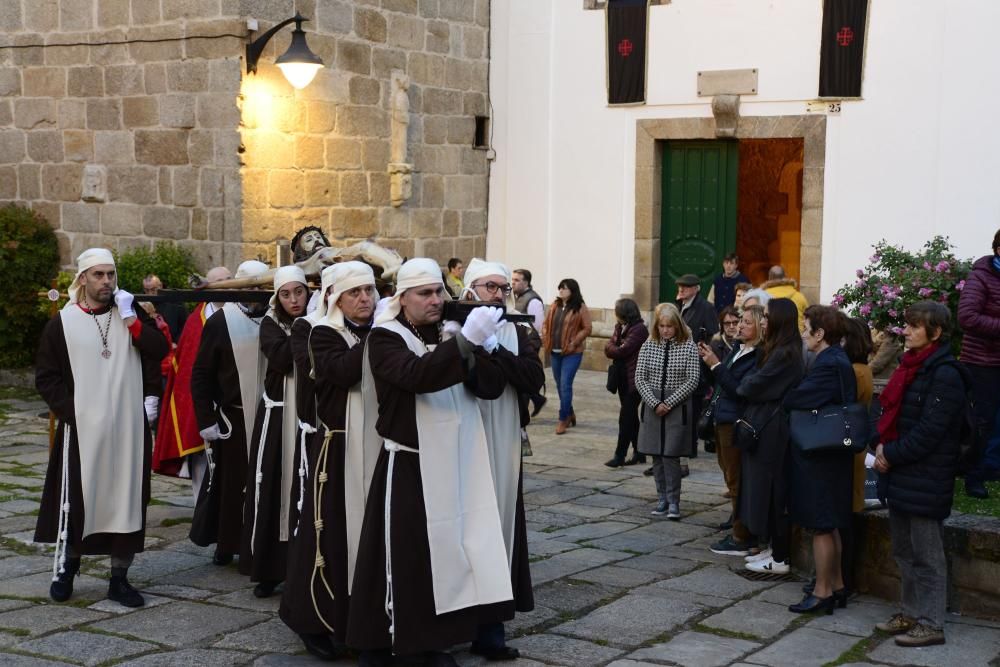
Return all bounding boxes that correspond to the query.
[0,371,998,666]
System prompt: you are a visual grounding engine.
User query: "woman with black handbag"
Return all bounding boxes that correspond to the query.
[604,298,649,467]
[782,305,858,615]
[634,303,701,519]
[698,304,766,556]
[711,299,804,574]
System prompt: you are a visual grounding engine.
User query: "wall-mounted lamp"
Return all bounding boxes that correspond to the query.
[246,12,324,90]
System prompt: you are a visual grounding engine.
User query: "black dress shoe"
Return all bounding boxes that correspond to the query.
[470,644,521,661]
[833,587,849,609]
[424,651,460,667]
[643,466,654,476]
[530,395,547,417]
[212,550,233,566]
[108,575,145,608]
[49,557,80,602]
[680,463,690,478]
[788,593,835,615]
[605,457,625,468]
[358,649,394,667]
[253,580,279,598]
[299,633,341,661]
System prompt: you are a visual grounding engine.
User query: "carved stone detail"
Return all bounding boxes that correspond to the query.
[712,94,740,138]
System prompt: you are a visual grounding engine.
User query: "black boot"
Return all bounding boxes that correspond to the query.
[299,633,342,661]
[253,580,279,598]
[212,549,233,566]
[108,567,144,608]
[49,557,80,602]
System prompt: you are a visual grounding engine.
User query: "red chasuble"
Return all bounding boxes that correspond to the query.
[153,303,208,476]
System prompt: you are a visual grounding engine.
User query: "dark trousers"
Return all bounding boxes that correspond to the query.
[715,424,751,543]
[614,389,641,460]
[474,622,506,650]
[890,509,947,629]
[965,363,1000,483]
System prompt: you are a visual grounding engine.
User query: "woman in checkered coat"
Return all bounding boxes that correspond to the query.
[635,303,701,520]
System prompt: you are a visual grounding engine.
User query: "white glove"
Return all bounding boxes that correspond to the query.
[306,290,320,315]
[144,396,159,423]
[461,306,503,347]
[441,320,462,341]
[200,424,223,442]
[114,289,136,319]
[482,334,498,353]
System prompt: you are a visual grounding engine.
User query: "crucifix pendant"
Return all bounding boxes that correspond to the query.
[102,349,112,359]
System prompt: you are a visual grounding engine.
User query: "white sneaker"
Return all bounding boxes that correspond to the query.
[744,547,773,563]
[745,556,789,574]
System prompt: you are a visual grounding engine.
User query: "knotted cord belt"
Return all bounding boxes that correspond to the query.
[382,439,419,640]
[250,392,282,555]
[52,426,72,582]
[309,422,345,633]
[294,419,317,538]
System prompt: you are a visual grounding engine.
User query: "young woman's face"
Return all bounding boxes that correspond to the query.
[657,318,676,340]
[558,285,570,300]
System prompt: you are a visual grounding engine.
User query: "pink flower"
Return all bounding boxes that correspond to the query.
[957,280,966,291]
[935,261,950,272]
[919,288,933,297]
[831,294,845,306]
[923,261,932,270]
[856,269,864,278]
[860,304,872,316]
[890,326,904,335]
[855,279,865,288]
[888,309,898,318]
[869,254,880,264]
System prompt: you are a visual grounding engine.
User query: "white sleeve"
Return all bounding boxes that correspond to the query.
[528,299,545,330]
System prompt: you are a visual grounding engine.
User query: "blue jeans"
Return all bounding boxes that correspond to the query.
[550,352,583,422]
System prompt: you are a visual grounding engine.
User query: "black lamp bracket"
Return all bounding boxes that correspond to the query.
[246,12,308,75]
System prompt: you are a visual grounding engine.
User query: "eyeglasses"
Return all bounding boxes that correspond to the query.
[472,281,512,296]
[723,320,740,327]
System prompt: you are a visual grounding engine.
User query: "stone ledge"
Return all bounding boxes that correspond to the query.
[793,508,1000,621]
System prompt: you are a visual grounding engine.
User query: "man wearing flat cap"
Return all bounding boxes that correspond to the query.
[346,258,513,667]
[35,248,168,608]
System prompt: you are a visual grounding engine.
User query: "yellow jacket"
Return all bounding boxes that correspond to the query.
[762,279,809,331]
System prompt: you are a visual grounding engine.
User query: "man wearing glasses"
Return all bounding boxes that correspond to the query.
[461,259,544,661]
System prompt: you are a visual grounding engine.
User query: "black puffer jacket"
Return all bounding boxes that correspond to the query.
[709,345,759,425]
[880,344,966,520]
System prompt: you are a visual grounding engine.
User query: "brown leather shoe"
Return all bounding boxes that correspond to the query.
[875,613,916,635]
[555,420,568,435]
[894,622,945,647]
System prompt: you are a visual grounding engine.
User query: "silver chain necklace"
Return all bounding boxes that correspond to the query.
[403,317,440,349]
[84,297,113,359]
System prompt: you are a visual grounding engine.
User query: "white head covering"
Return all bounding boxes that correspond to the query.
[236,260,269,279]
[268,265,308,310]
[375,257,444,325]
[70,248,115,304]
[461,258,515,311]
[323,261,376,330]
[308,264,339,324]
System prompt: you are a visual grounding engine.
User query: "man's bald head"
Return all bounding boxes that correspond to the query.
[143,274,163,294]
[768,265,786,280]
[205,266,232,282]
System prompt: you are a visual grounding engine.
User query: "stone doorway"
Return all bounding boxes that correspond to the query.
[633,115,826,310]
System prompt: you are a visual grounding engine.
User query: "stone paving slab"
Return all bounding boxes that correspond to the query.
[546,501,618,519]
[0,571,110,602]
[551,592,707,648]
[206,588,283,613]
[142,584,215,600]
[744,627,862,667]
[867,621,1000,666]
[630,630,761,667]
[88,593,173,615]
[572,492,647,511]
[805,599,892,637]
[700,598,799,640]
[613,553,701,576]
[0,654,74,666]
[653,566,777,600]
[151,563,256,592]
[14,630,157,666]
[570,564,664,588]
[0,555,53,579]
[548,521,638,542]
[510,633,625,666]
[533,579,624,615]
[0,604,108,637]
[585,521,715,553]
[527,537,579,557]
[529,547,630,585]
[126,550,214,583]
[213,618,301,654]
[117,648,254,666]
[89,601,269,648]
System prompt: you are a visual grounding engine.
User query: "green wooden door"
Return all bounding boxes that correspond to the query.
[660,140,738,300]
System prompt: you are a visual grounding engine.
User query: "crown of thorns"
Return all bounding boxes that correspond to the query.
[290,225,331,258]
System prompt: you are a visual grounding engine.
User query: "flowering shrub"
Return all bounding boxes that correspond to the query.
[833,236,971,343]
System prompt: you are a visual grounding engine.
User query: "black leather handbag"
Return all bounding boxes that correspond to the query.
[789,368,870,455]
[696,393,719,440]
[606,361,620,394]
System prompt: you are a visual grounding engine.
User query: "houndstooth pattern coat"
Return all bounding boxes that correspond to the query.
[634,338,701,457]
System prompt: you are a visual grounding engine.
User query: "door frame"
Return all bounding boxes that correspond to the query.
[633,114,826,311]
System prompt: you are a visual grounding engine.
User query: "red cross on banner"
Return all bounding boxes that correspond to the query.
[837,26,854,46]
[606,0,649,105]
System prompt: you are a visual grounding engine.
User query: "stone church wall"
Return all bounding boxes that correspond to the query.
[0,0,490,273]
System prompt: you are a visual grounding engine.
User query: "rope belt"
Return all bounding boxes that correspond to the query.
[203,409,234,495]
[310,422,345,634]
[52,425,72,582]
[383,439,419,639]
[294,419,317,538]
[250,392,283,556]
